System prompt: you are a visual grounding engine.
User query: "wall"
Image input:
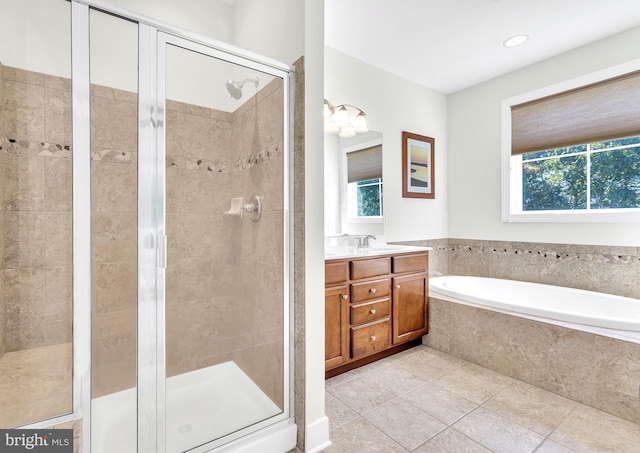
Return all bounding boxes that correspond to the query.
[233,0,305,68]
[448,26,640,247]
[0,66,73,353]
[324,133,340,235]
[90,75,287,407]
[324,47,448,243]
[304,1,329,451]
[0,0,71,79]
[0,60,5,357]
[90,80,139,397]
[106,0,232,43]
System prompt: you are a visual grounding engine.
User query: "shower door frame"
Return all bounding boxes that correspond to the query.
[147,31,296,453]
[68,1,296,452]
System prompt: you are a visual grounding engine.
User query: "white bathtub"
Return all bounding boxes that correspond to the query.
[429,275,640,332]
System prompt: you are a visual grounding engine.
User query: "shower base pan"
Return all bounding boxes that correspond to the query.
[92,361,286,452]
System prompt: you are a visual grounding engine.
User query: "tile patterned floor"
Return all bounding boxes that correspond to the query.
[324,345,640,453]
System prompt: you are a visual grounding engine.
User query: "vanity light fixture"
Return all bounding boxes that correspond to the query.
[503,34,529,48]
[324,99,368,138]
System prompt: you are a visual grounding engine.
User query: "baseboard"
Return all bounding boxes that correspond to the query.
[305,416,331,453]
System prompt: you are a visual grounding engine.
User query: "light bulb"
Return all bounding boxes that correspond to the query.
[353,112,368,133]
[334,106,350,128]
[339,126,356,138]
[323,101,334,119]
[324,120,339,134]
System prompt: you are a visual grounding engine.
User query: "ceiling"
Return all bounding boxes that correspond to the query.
[325,0,640,94]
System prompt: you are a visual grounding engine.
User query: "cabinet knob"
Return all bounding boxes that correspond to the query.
[342,294,348,300]
[370,309,376,314]
[395,284,401,289]
[370,335,376,341]
[370,288,377,294]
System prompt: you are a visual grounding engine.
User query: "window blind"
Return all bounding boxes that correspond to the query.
[511,70,640,155]
[347,145,382,183]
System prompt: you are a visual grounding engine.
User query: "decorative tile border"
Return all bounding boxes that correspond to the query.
[167,155,230,172]
[234,142,282,171]
[92,148,134,164]
[166,142,282,173]
[0,136,71,158]
[395,238,640,298]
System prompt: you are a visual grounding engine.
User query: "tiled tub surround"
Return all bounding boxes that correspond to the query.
[390,238,640,425]
[424,295,640,426]
[395,238,640,299]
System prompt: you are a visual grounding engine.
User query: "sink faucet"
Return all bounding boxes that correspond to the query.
[356,234,377,248]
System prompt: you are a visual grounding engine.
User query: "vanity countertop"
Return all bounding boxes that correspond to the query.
[325,244,432,260]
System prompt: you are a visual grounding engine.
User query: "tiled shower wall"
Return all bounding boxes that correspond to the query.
[0,63,286,406]
[90,82,139,397]
[91,74,285,405]
[397,238,640,298]
[0,60,5,357]
[163,77,285,406]
[230,79,285,407]
[0,64,73,354]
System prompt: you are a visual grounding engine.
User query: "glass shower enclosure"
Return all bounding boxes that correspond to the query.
[0,1,295,452]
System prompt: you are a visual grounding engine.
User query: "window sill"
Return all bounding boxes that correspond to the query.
[504,209,640,223]
[347,216,383,224]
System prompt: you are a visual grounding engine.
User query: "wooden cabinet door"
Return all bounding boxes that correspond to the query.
[325,285,349,370]
[392,272,428,344]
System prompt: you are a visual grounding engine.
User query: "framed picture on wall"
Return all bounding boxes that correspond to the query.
[402,131,435,199]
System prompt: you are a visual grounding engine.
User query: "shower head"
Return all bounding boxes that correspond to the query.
[225,77,259,100]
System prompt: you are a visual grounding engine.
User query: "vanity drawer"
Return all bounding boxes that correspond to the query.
[392,253,429,274]
[351,318,391,358]
[350,257,391,280]
[351,298,390,325]
[351,278,391,303]
[325,261,348,285]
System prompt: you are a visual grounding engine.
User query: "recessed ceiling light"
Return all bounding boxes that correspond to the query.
[503,34,529,48]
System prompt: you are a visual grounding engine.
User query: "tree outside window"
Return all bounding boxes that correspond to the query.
[521,136,640,212]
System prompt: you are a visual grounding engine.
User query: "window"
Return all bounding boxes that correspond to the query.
[345,142,383,221]
[519,136,640,211]
[348,178,383,218]
[502,62,640,222]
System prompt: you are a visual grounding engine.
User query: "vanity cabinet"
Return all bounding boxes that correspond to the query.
[325,251,429,376]
[324,262,349,369]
